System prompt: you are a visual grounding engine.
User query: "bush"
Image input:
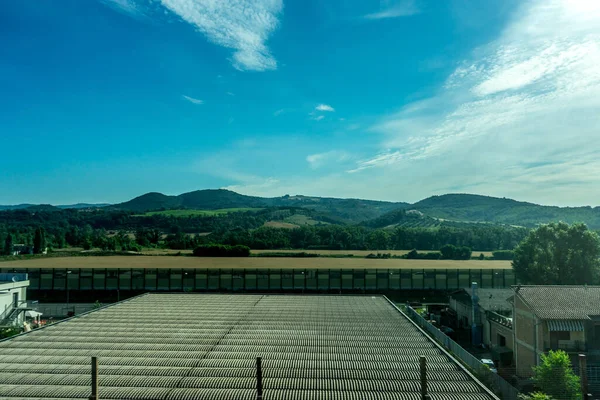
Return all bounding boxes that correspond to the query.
[532,350,581,400]
[440,244,472,260]
[403,249,441,260]
[193,244,251,257]
[519,393,553,400]
[492,250,515,260]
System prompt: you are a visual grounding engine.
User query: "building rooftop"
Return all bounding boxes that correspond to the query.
[514,285,600,320]
[451,288,513,313]
[0,293,496,399]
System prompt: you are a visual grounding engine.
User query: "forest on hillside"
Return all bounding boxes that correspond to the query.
[0,207,530,254]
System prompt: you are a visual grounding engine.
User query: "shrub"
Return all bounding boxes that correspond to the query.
[193,244,251,257]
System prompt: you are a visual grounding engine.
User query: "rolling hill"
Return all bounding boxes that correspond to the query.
[4,190,600,228]
[113,189,408,223]
[0,203,110,211]
[410,194,600,228]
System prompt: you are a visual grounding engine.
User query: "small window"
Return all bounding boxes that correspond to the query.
[497,333,506,347]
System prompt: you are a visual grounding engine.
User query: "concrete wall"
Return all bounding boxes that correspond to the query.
[490,322,514,350]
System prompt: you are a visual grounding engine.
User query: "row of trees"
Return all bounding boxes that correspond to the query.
[0,223,529,255]
[513,222,600,285]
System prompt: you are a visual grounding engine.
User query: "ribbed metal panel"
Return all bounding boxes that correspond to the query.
[0,294,496,399]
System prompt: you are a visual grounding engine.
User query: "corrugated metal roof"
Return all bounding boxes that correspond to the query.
[0,294,497,399]
[515,285,600,320]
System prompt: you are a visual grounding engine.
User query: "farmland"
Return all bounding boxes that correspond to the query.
[253,249,495,257]
[134,208,263,217]
[1,255,511,269]
[136,248,495,257]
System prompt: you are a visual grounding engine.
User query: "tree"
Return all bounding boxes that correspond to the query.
[3,233,13,256]
[513,222,600,284]
[532,350,581,400]
[518,393,553,400]
[440,244,457,259]
[33,227,46,254]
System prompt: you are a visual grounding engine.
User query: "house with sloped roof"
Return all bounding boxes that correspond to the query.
[513,285,600,377]
[449,287,514,367]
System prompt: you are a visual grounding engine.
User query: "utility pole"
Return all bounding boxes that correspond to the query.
[579,354,591,399]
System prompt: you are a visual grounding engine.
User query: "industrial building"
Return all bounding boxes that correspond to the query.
[0,293,498,399]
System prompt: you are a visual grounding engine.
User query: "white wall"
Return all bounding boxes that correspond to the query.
[0,281,29,326]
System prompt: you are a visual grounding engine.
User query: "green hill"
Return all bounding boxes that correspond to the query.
[114,189,407,223]
[361,208,441,229]
[411,194,600,228]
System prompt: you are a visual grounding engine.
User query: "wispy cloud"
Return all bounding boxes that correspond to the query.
[100,0,283,71]
[273,109,285,116]
[315,104,335,112]
[182,95,203,104]
[349,0,600,205]
[160,0,283,71]
[364,0,419,20]
[306,151,349,169]
[102,0,144,16]
[312,115,325,121]
[226,92,235,96]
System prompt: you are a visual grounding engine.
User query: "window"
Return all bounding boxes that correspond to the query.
[497,333,506,347]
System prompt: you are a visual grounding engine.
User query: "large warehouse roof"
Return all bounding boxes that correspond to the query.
[0,294,497,399]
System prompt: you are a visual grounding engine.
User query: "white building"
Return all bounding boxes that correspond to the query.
[0,273,32,328]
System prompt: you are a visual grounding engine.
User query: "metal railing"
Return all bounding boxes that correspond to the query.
[406,305,520,400]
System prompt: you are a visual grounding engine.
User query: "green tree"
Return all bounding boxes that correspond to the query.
[513,222,600,284]
[3,233,13,256]
[532,350,581,400]
[518,393,553,400]
[33,227,46,254]
[440,244,456,259]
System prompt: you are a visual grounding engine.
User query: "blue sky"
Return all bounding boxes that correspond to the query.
[2,0,600,206]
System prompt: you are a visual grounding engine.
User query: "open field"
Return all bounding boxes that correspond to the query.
[253,249,495,257]
[138,249,495,257]
[1,256,511,269]
[135,208,263,217]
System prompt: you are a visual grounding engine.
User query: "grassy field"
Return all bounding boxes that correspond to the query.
[253,249,495,257]
[138,249,496,257]
[135,208,263,217]
[1,256,511,270]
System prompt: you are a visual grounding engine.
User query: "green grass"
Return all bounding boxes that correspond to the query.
[135,208,264,217]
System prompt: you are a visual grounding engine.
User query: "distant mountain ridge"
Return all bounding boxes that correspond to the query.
[0,203,110,211]
[112,189,407,223]
[409,193,600,228]
[3,190,600,228]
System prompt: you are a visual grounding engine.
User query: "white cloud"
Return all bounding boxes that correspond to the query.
[102,0,143,16]
[182,95,203,104]
[315,104,335,112]
[364,0,419,20]
[350,0,600,205]
[160,0,283,71]
[312,115,325,121]
[306,151,349,169]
